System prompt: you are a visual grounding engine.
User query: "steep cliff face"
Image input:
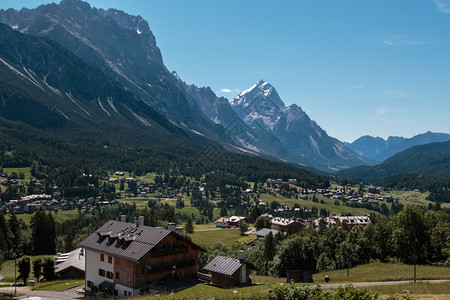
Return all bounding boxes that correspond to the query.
[0,22,182,136]
[0,0,219,137]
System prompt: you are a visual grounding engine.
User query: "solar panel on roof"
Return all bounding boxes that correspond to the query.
[131,228,137,233]
[122,227,129,231]
[137,229,143,235]
[128,227,134,232]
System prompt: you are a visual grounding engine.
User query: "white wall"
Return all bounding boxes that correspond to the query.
[85,249,114,292]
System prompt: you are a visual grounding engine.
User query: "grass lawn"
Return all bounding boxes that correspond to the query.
[312,262,450,284]
[8,209,80,225]
[190,228,256,246]
[365,281,450,298]
[31,279,84,291]
[142,283,270,299]
[118,198,152,209]
[0,255,54,282]
[194,223,218,231]
[138,280,450,299]
[2,167,32,180]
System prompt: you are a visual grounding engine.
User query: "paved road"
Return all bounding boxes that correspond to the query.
[0,285,83,300]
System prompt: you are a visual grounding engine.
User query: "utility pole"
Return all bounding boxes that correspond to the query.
[14,253,17,296]
[414,236,417,283]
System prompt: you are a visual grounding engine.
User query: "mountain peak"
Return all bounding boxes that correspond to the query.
[233,80,284,109]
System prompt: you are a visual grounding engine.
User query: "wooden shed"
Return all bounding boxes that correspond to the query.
[203,252,257,289]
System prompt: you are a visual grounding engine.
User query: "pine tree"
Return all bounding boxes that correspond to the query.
[32,258,42,282]
[42,258,56,281]
[17,256,31,285]
[0,212,9,252]
[7,212,21,254]
[263,232,276,261]
[185,216,194,234]
[30,211,46,255]
[45,212,56,254]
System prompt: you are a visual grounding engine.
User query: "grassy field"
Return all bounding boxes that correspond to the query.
[365,281,450,298]
[194,223,218,231]
[2,167,32,180]
[0,167,32,193]
[144,262,450,299]
[312,262,450,284]
[190,228,256,246]
[7,209,80,225]
[31,279,83,291]
[137,279,450,300]
[0,255,54,282]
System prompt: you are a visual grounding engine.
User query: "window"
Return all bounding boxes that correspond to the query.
[100,254,104,262]
[87,281,93,288]
[127,274,132,284]
[108,256,112,264]
[98,269,105,277]
[124,291,128,296]
[107,271,113,279]
[116,272,120,280]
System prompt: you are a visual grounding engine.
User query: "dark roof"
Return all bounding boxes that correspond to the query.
[255,228,280,238]
[203,256,257,277]
[55,248,85,273]
[78,220,203,263]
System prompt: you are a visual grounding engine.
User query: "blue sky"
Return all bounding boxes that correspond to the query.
[7,0,450,142]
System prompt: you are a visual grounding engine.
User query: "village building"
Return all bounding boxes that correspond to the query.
[214,217,229,228]
[271,217,303,233]
[55,248,86,279]
[313,215,371,230]
[334,215,370,228]
[78,217,204,297]
[202,251,257,288]
[255,228,283,239]
[226,216,249,227]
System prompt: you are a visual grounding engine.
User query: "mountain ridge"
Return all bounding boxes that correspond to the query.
[337,140,450,181]
[346,131,450,162]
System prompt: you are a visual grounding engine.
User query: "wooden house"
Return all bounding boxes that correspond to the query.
[203,251,257,288]
[78,219,204,297]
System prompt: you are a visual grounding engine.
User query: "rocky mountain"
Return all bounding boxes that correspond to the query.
[0,0,374,173]
[173,74,308,165]
[229,80,374,171]
[0,0,221,139]
[0,21,192,143]
[337,140,450,181]
[346,132,450,162]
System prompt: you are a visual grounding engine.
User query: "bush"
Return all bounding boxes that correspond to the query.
[268,283,379,300]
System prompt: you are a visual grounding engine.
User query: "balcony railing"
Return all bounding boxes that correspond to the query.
[150,246,188,257]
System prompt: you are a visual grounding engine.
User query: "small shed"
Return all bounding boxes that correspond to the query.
[55,248,85,279]
[286,270,314,283]
[255,228,285,239]
[203,252,257,288]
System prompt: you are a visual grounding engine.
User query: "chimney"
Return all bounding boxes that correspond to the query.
[175,227,184,236]
[238,250,245,262]
[120,215,126,222]
[138,216,144,226]
[167,223,176,232]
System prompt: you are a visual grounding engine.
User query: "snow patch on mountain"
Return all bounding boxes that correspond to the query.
[97,98,111,116]
[66,92,91,116]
